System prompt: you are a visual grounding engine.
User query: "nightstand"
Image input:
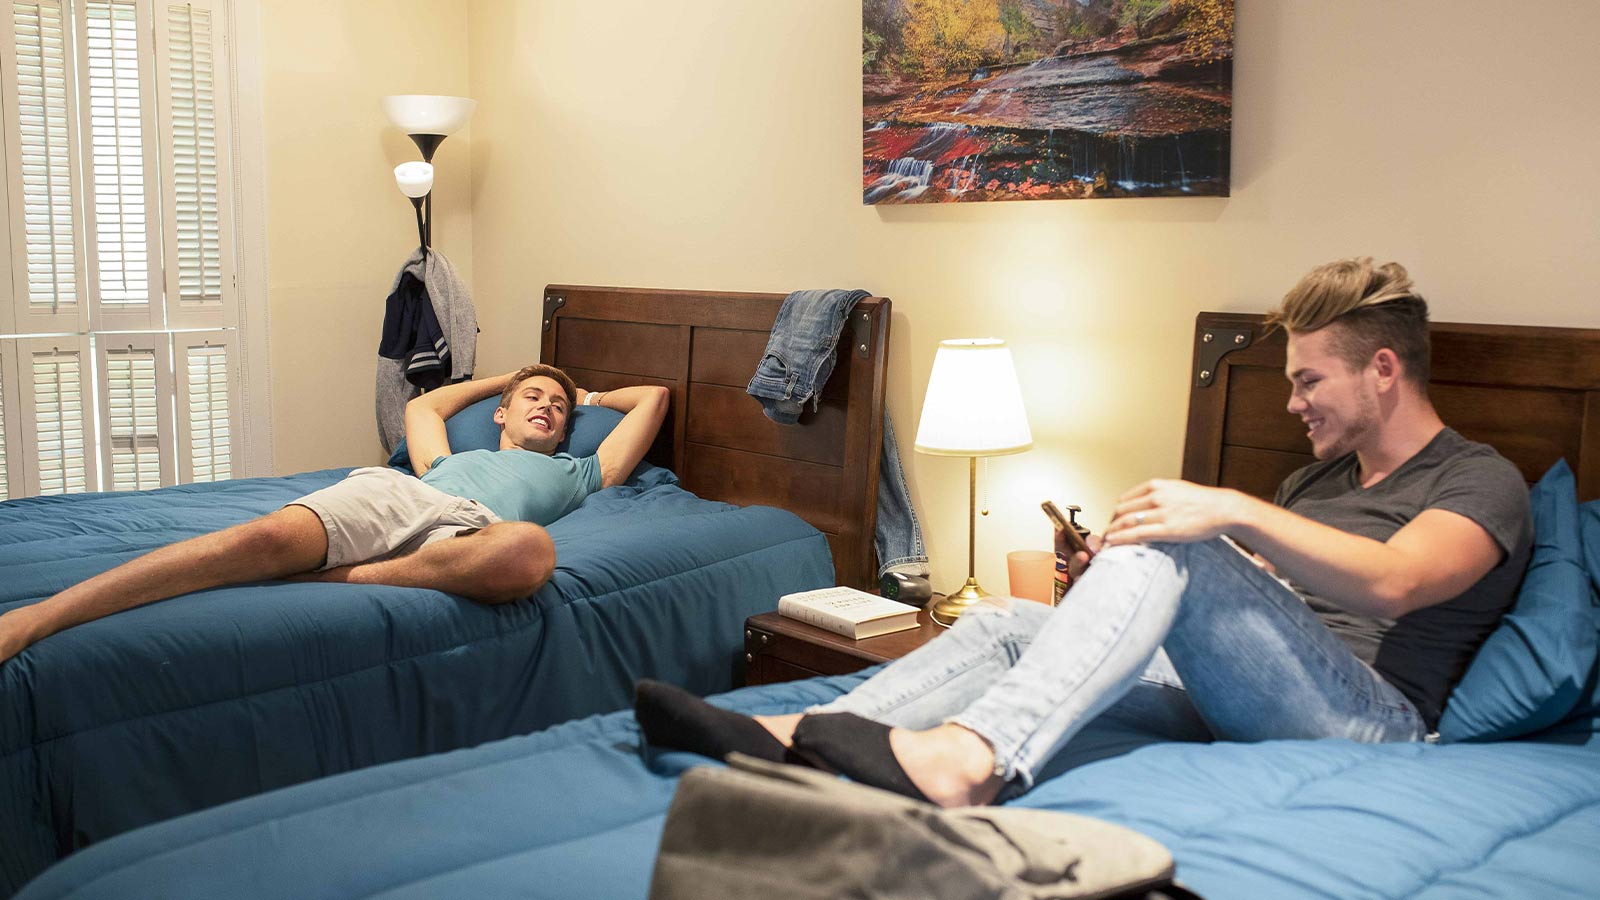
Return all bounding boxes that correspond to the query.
[743,603,945,686]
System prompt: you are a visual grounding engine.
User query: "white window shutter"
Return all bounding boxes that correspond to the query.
[79,0,162,331]
[0,87,14,336]
[0,340,24,500]
[2,0,90,335]
[17,334,96,496]
[0,0,257,500]
[174,329,235,483]
[96,331,173,490]
[155,0,232,330]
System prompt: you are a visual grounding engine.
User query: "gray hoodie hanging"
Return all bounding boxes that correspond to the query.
[375,248,478,453]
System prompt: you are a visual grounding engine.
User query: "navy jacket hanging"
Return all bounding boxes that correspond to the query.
[379,269,450,391]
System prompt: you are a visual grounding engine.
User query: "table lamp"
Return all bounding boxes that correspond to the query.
[913,338,1033,626]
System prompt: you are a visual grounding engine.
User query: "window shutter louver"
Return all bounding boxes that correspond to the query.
[0,88,14,336]
[80,0,161,330]
[4,0,89,334]
[97,331,172,490]
[157,0,232,330]
[175,330,233,483]
[0,343,18,500]
[18,335,96,496]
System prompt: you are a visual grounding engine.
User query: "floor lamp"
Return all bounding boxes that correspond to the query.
[383,94,477,249]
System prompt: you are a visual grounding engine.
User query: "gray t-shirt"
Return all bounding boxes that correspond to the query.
[1272,428,1532,728]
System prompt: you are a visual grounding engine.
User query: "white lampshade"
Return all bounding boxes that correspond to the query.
[393,161,434,198]
[914,338,1032,457]
[381,94,477,135]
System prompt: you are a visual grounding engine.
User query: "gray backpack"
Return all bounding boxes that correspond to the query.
[650,754,1199,900]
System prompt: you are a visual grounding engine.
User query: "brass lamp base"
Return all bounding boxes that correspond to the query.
[930,577,991,627]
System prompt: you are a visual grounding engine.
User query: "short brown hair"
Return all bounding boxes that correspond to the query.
[1265,257,1431,385]
[500,364,577,409]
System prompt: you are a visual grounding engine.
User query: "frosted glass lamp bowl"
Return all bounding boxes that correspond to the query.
[393,162,434,199]
[381,95,477,136]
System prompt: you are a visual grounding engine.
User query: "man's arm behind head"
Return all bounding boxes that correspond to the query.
[589,385,671,488]
[404,371,521,475]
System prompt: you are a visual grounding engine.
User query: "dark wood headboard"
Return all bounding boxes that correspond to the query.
[1182,312,1600,502]
[539,285,891,589]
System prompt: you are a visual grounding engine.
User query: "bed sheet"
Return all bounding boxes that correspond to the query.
[18,672,1600,900]
[0,470,832,895]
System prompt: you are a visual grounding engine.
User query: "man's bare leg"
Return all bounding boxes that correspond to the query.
[304,521,555,605]
[0,506,329,664]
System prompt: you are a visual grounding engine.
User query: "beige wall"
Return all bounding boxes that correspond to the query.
[260,1,474,474]
[456,1,1600,593]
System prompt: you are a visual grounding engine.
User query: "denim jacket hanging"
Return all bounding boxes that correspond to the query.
[747,289,929,578]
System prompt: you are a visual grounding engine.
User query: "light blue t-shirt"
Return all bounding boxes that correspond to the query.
[420,449,602,525]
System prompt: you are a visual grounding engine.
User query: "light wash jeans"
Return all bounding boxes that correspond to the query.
[747,289,872,424]
[812,538,1426,791]
[875,414,929,578]
[745,288,928,579]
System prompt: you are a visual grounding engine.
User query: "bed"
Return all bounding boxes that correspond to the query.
[0,285,892,897]
[16,312,1600,900]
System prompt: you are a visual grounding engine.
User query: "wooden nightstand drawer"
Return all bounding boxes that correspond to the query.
[744,608,944,686]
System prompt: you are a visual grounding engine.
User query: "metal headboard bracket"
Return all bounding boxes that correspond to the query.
[1194,326,1252,387]
[852,307,873,359]
[542,293,567,332]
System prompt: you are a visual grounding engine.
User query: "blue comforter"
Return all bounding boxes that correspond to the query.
[0,470,833,896]
[18,673,1600,899]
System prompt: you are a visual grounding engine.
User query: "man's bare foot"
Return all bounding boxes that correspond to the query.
[888,723,1005,808]
[754,713,802,746]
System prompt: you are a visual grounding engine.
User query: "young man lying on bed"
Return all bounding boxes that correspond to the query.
[636,258,1534,808]
[0,365,669,665]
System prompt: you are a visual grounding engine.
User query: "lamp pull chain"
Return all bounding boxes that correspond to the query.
[980,457,990,516]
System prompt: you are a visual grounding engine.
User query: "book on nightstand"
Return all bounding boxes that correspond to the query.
[777,586,921,640]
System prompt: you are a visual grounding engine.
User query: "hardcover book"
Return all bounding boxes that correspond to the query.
[777,586,920,639]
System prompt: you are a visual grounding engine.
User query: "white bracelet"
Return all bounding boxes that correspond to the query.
[585,391,603,406]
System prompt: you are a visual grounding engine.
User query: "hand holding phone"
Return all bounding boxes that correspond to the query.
[1042,501,1093,557]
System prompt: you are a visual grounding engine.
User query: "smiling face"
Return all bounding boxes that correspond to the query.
[1285,324,1382,461]
[494,375,570,454]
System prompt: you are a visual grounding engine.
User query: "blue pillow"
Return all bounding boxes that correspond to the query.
[1554,501,1600,730]
[1437,460,1599,742]
[1583,498,1600,604]
[387,398,627,471]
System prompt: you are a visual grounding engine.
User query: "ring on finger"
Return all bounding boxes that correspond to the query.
[1134,512,1147,526]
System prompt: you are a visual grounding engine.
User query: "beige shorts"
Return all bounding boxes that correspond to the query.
[289,467,501,571]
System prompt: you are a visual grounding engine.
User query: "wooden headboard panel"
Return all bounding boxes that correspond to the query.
[539,285,891,589]
[1182,312,1600,502]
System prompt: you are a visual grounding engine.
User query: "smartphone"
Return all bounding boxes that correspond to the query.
[1042,501,1093,557]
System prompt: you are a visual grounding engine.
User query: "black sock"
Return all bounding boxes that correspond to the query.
[633,679,790,764]
[790,712,930,802]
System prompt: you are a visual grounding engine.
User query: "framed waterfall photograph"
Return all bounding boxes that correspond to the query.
[863,0,1234,204]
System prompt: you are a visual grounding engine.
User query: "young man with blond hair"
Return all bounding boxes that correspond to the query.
[637,258,1533,808]
[0,366,668,665]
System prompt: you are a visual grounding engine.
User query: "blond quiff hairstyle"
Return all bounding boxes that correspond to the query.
[499,364,577,409]
[1265,258,1432,386]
